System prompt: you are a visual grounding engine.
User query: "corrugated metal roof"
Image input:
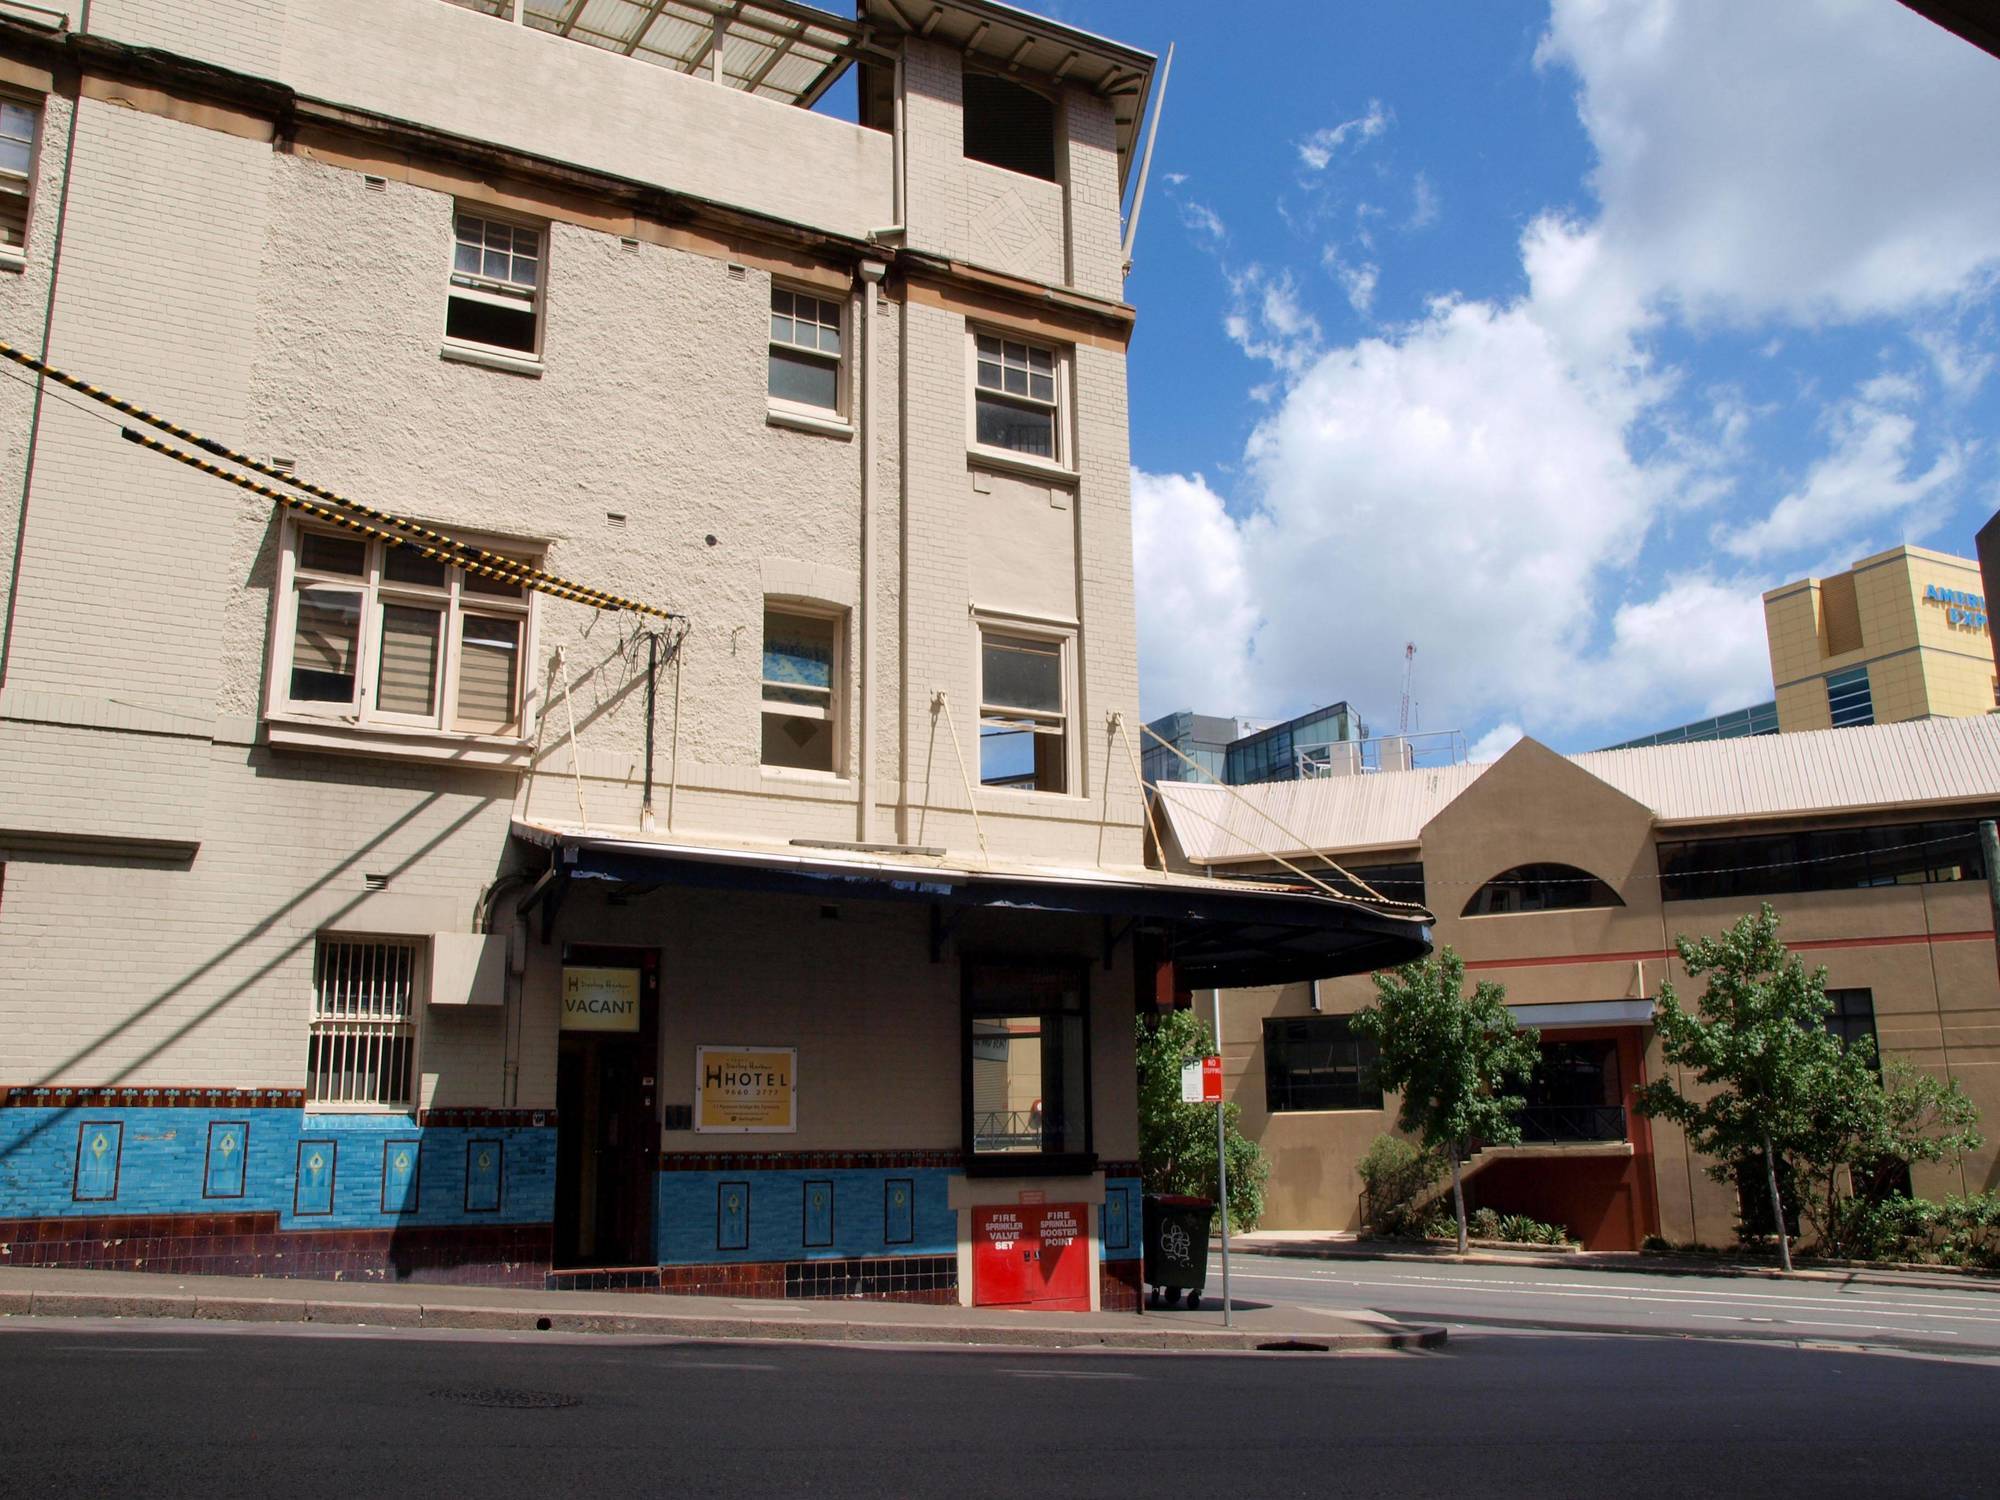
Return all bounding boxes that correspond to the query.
[1158,715,2000,864]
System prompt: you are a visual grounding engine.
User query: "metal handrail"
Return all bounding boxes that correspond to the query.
[1510,1105,1627,1144]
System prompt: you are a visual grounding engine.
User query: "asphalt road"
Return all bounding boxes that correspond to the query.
[1,1318,1995,1499]
[1224,1252,2000,1354]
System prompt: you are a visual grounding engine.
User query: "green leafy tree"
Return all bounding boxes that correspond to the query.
[1135,1009,1268,1231]
[1633,905,1845,1273]
[1350,948,1540,1254]
[1793,1047,1981,1258]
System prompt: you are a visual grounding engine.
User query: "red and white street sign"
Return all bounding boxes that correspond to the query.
[1180,1055,1223,1104]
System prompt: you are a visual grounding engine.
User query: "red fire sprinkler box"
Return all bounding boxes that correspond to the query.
[971,1202,1091,1311]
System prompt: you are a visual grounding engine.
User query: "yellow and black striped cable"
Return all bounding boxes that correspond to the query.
[1,339,681,622]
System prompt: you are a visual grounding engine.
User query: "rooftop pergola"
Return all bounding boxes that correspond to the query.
[446,0,1157,187]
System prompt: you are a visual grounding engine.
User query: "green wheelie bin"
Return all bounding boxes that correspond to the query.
[1142,1194,1214,1308]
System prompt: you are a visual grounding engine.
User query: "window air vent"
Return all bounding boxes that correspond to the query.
[363,872,389,892]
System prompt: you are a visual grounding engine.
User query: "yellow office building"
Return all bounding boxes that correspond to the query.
[1764,545,1995,731]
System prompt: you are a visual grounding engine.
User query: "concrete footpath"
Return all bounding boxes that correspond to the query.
[1231,1228,2000,1294]
[0,1265,1445,1354]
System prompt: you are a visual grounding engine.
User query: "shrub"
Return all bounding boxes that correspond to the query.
[1832,1192,2000,1268]
[1422,1206,1573,1247]
[1358,1134,1442,1236]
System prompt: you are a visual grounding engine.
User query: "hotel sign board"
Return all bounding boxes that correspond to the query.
[560,966,641,1032]
[695,1045,798,1133]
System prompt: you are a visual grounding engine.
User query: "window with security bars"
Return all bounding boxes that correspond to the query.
[273,522,534,738]
[308,937,421,1108]
[1825,665,1874,728]
[768,286,843,413]
[1263,1015,1382,1113]
[447,207,543,355]
[972,332,1064,461]
[0,94,40,252]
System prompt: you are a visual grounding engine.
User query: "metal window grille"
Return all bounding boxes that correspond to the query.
[307,937,420,1108]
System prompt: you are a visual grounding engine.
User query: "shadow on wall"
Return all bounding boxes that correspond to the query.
[0,770,502,1168]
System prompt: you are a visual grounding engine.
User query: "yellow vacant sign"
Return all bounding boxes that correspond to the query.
[696,1045,797,1133]
[561,966,641,1032]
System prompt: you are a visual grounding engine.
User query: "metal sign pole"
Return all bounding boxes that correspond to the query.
[1212,987,1231,1328]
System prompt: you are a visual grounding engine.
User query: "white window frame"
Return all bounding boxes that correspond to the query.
[442,204,546,367]
[974,614,1077,797]
[265,517,540,746]
[966,326,1072,474]
[759,601,846,778]
[0,91,43,268]
[767,282,849,423]
[306,934,424,1113]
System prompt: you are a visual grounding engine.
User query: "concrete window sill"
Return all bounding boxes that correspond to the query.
[440,342,545,378]
[767,406,855,440]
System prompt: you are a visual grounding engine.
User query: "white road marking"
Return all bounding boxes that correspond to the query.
[1688,1314,1959,1337]
[1230,1270,2000,1323]
[664,1360,779,1371]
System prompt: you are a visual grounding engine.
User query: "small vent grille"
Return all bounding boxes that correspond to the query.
[621,236,639,252]
[726,262,747,280]
[606,511,628,530]
[363,872,389,891]
[363,174,388,192]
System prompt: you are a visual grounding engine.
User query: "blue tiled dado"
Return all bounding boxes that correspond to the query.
[658,1168,959,1264]
[0,1107,554,1230]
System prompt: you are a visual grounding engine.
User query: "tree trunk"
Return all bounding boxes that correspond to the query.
[1762,1130,1793,1274]
[1450,1142,1468,1255]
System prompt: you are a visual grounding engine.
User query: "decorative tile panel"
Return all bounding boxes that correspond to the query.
[203,1120,249,1199]
[72,1121,122,1202]
[884,1177,914,1246]
[717,1180,749,1251]
[465,1138,503,1213]
[294,1139,337,1216]
[803,1179,833,1248]
[380,1138,421,1214]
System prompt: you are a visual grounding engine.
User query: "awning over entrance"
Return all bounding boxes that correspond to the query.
[1506,1000,1655,1031]
[512,819,1432,988]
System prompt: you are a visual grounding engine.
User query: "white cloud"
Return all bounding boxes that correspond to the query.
[1130,471,1259,717]
[1468,723,1524,763]
[1721,382,1967,559]
[1224,266,1323,374]
[1583,574,1775,717]
[1223,291,1679,735]
[1914,324,1996,400]
[1323,249,1379,316]
[1298,100,1390,171]
[1178,199,1227,242]
[1537,0,2000,326]
[1406,173,1439,231]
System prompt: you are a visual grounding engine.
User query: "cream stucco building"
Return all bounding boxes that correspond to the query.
[0,0,1424,1306]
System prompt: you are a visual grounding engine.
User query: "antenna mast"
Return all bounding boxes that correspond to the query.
[1398,642,1416,736]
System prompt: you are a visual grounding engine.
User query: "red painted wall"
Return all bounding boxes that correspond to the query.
[1466,1027,1660,1251]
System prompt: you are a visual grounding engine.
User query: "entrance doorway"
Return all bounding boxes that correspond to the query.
[554,946,659,1268]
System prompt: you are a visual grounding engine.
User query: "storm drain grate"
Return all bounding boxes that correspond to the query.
[431,1387,581,1411]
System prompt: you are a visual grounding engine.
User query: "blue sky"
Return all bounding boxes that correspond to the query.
[1025,0,2000,756]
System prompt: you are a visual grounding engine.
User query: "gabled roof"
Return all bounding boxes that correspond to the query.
[1157,714,2000,865]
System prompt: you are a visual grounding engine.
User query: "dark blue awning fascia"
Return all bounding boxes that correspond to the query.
[515,828,1433,987]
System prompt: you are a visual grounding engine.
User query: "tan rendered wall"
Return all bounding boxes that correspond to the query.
[1225,739,2000,1243]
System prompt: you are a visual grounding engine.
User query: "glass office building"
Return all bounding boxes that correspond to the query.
[1144,703,1365,786]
